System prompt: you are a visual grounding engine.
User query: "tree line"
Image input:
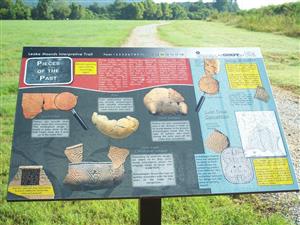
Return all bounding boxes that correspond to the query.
[0,0,239,20]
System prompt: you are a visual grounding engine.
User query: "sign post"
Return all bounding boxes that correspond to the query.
[139,198,162,225]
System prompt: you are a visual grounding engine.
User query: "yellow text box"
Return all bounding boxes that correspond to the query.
[226,63,262,89]
[75,62,97,75]
[8,185,54,197]
[253,158,293,186]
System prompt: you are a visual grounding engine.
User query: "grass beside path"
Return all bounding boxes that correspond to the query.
[1,20,149,82]
[158,20,300,95]
[0,20,294,225]
[0,196,291,225]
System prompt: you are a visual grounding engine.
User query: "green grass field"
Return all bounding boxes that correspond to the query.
[0,20,295,225]
[158,20,300,94]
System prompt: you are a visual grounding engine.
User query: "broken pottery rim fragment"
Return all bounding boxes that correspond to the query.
[91,113,139,139]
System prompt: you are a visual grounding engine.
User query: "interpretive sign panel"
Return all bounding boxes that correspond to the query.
[7,47,298,201]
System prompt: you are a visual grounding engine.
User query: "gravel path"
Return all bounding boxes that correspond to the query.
[122,22,300,224]
[122,22,172,47]
[266,86,300,224]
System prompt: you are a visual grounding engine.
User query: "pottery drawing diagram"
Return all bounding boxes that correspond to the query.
[235,111,286,157]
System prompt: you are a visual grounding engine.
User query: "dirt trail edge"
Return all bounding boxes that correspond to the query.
[122,22,300,224]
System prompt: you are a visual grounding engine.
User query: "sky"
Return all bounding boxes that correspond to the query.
[153,0,299,10]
